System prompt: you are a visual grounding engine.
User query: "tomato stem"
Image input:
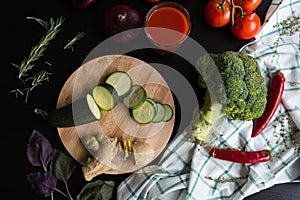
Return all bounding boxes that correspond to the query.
[230,0,245,26]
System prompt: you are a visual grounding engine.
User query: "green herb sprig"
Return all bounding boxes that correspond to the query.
[11,17,64,103]
[64,32,85,52]
[272,11,300,61]
[13,17,64,79]
[204,175,248,183]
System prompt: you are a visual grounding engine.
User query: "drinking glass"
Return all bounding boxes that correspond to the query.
[144,1,191,53]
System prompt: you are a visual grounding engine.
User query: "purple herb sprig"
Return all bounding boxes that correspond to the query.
[26,130,74,200]
[26,130,115,200]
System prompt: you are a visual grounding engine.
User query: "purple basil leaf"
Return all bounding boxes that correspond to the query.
[27,130,53,168]
[27,171,57,197]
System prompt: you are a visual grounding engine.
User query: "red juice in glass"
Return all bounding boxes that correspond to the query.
[145,2,191,52]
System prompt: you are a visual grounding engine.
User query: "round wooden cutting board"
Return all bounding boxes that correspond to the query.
[56,55,175,174]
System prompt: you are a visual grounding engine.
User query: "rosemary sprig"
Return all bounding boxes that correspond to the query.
[13,16,65,79]
[28,70,52,91]
[64,32,85,52]
[11,70,52,103]
[10,16,64,103]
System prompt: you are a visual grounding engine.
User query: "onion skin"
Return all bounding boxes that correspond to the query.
[103,4,142,43]
[70,0,97,9]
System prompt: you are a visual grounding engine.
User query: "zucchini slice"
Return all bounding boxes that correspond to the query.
[146,98,158,111]
[131,100,156,124]
[92,84,119,111]
[163,104,173,122]
[122,85,147,109]
[152,102,165,123]
[105,71,132,97]
[47,94,101,128]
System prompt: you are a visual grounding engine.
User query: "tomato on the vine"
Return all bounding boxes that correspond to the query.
[205,0,232,28]
[231,11,261,40]
[234,0,262,11]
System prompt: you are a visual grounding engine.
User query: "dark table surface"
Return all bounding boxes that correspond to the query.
[1,0,299,199]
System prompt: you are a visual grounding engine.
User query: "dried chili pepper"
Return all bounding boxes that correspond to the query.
[206,147,271,164]
[252,71,285,137]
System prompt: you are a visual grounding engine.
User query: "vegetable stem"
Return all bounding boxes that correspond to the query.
[190,91,225,144]
[230,0,244,26]
[53,187,72,200]
[64,181,74,200]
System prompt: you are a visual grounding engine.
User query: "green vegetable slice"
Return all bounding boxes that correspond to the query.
[122,85,146,109]
[146,98,158,111]
[47,93,101,128]
[131,100,156,124]
[92,84,119,111]
[152,102,165,123]
[86,93,101,120]
[105,71,132,97]
[163,104,173,122]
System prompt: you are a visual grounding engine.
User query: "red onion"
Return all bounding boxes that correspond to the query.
[103,4,142,43]
[70,0,97,9]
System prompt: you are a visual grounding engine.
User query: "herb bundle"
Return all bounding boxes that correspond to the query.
[11,16,85,104]
[11,17,64,103]
[26,130,115,200]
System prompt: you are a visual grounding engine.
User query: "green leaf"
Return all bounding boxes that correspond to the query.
[76,180,115,200]
[50,149,75,182]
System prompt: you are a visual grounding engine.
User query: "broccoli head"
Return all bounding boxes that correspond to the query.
[189,51,267,143]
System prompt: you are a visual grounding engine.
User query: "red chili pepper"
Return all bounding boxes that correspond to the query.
[251,71,285,137]
[206,147,271,164]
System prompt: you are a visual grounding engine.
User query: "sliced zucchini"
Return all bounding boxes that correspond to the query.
[131,100,156,124]
[92,84,119,111]
[122,85,147,109]
[105,71,132,97]
[163,104,173,122]
[47,94,101,128]
[152,102,165,123]
[146,98,158,111]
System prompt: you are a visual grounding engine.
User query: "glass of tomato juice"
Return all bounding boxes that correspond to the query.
[145,1,191,53]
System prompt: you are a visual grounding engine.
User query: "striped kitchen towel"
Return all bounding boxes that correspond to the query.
[117,0,300,199]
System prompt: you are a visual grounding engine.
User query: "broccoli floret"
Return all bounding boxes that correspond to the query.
[189,51,267,143]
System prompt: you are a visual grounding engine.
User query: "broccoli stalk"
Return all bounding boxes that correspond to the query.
[188,51,268,144]
[190,90,225,142]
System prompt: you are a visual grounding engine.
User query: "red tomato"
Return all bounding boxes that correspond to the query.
[205,0,232,28]
[234,0,262,11]
[231,11,261,40]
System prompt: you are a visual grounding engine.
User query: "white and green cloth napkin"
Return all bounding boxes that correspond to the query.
[117,0,300,199]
